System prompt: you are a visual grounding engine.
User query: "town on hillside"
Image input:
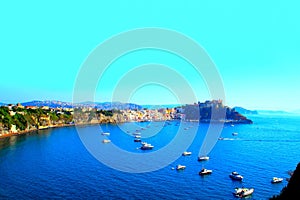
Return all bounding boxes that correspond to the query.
[0,100,252,138]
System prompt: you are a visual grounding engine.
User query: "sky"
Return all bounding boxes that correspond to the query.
[0,1,299,111]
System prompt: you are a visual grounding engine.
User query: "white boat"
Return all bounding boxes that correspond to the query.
[229,171,243,181]
[232,132,238,136]
[182,151,192,156]
[199,168,212,176]
[233,188,254,198]
[133,132,141,136]
[102,139,111,143]
[134,135,141,138]
[176,164,186,170]
[140,142,154,150]
[198,156,209,161]
[101,132,110,136]
[271,177,283,183]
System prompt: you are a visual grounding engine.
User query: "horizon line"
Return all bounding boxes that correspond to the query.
[0,99,299,113]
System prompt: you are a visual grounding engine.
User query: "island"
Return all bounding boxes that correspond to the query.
[0,100,253,138]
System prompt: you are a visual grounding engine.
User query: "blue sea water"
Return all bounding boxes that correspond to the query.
[0,114,300,199]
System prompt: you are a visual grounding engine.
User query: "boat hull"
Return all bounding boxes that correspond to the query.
[229,175,243,181]
[141,146,153,150]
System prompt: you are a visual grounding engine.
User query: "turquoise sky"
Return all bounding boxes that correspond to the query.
[1,1,299,111]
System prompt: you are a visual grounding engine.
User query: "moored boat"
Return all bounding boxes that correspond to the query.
[102,139,111,143]
[182,151,192,156]
[229,171,243,181]
[176,164,186,170]
[134,138,141,142]
[101,132,110,136]
[232,132,238,136]
[140,142,154,150]
[233,188,254,198]
[198,156,209,161]
[271,177,283,183]
[199,168,212,176]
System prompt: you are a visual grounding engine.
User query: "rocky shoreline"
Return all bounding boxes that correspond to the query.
[0,118,253,139]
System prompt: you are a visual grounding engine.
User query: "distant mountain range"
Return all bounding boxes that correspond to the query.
[233,107,258,115]
[2,100,300,115]
[141,104,182,109]
[20,100,143,110]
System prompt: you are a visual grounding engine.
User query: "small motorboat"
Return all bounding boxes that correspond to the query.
[134,135,141,138]
[133,132,141,136]
[182,151,192,156]
[199,168,212,176]
[233,188,254,198]
[198,156,209,161]
[229,171,243,181]
[232,132,238,136]
[140,142,154,150]
[271,177,283,183]
[176,164,186,170]
[101,132,110,136]
[102,139,111,143]
[218,137,224,140]
[134,138,141,142]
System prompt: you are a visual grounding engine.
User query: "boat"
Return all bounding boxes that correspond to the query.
[271,177,283,183]
[140,142,154,150]
[101,132,110,136]
[232,132,238,136]
[199,168,212,176]
[133,132,141,136]
[102,139,111,143]
[229,171,243,181]
[218,137,224,140]
[134,135,141,138]
[198,156,209,161]
[176,164,186,170]
[233,188,254,198]
[134,138,141,142]
[182,151,192,156]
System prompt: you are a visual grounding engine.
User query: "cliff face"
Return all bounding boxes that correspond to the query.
[270,162,300,199]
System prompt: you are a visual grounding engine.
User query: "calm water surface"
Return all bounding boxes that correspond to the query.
[0,114,299,199]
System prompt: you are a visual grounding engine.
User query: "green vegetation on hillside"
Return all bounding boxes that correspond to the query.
[0,106,73,131]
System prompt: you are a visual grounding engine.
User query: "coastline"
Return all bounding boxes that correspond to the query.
[0,123,75,139]
[0,118,253,140]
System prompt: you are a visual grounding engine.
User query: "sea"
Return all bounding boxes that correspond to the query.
[0,114,299,200]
